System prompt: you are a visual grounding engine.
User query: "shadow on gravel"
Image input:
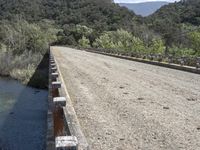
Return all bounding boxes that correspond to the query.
[0,52,49,150]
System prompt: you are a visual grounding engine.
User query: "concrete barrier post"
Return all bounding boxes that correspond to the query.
[179,57,185,66]
[168,55,173,64]
[52,72,59,80]
[52,81,62,89]
[158,54,162,62]
[53,97,66,107]
[51,63,56,68]
[196,57,200,69]
[51,67,57,73]
[55,136,78,150]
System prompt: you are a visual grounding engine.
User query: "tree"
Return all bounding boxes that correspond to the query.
[93,29,145,54]
[149,38,165,54]
[93,32,115,49]
[188,31,200,55]
[78,36,90,48]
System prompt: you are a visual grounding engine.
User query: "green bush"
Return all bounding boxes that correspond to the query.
[148,38,165,55]
[78,36,91,48]
[169,46,195,57]
[0,19,58,87]
[93,29,145,54]
[188,31,200,56]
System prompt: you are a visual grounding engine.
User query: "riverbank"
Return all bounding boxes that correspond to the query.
[0,51,49,89]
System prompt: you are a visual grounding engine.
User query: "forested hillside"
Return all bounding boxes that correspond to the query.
[0,0,200,86]
[146,0,200,55]
[0,0,144,86]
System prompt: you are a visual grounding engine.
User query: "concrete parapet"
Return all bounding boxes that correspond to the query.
[48,48,89,150]
[85,49,200,75]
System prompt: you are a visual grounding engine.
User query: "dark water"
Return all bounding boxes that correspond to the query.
[0,77,48,150]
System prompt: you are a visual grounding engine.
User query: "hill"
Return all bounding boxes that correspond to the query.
[0,0,200,85]
[0,0,140,30]
[118,1,169,16]
[148,0,200,26]
[146,0,200,49]
[0,0,148,84]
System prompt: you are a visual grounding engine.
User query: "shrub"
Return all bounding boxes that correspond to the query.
[78,36,91,48]
[148,38,165,55]
[93,29,145,54]
[0,19,58,87]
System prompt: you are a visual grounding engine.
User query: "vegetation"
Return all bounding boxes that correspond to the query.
[146,0,200,56]
[0,0,200,87]
[0,18,58,87]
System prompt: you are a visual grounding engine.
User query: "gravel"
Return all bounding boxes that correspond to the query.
[52,46,200,150]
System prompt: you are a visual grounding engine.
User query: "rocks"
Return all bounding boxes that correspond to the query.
[123,92,129,95]
[137,97,144,101]
[187,98,197,101]
[119,86,125,89]
[163,106,170,110]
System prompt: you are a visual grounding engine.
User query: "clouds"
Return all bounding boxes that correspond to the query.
[114,0,180,3]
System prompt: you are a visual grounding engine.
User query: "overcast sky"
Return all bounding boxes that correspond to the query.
[114,0,180,3]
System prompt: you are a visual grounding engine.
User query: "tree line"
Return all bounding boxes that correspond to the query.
[0,0,200,85]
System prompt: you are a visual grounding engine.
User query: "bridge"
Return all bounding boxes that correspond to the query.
[47,46,200,150]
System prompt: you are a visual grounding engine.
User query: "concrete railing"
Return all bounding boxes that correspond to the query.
[47,50,89,150]
[84,49,200,75]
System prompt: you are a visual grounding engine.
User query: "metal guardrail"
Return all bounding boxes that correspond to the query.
[47,51,89,150]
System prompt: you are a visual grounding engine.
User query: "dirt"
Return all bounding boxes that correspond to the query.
[51,46,200,150]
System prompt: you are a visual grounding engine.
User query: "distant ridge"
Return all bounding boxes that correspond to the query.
[118,1,169,16]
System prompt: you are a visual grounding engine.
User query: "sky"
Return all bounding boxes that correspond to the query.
[114,0,181,3]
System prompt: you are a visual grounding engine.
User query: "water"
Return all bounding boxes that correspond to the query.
[0,77,48,150]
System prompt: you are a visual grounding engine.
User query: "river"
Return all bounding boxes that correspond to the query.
[0,77,48,150]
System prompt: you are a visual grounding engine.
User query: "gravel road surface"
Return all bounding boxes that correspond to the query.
[51,46,200,150]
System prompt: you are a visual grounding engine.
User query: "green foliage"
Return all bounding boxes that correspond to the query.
[94,29,145,53]
[93,32,115,49]
[147,0,200,50]
[188,31,200,55]
[0,18,58,85]
[0,0,200,87]
[168,46,195,57]
[76,25,93,37]
[148,38,165,54]
[0,18,58,55]
[56,24,93,45]
[78,36,90,48]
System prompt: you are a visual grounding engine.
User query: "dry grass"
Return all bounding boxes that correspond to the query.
[0,51,44,85]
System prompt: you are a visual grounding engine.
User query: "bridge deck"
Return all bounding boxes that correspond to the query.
[51,46,200,150]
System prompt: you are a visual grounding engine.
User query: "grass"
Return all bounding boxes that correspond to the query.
[0,51,48,89]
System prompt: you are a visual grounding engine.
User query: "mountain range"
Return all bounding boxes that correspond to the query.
[118,1,169,16]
